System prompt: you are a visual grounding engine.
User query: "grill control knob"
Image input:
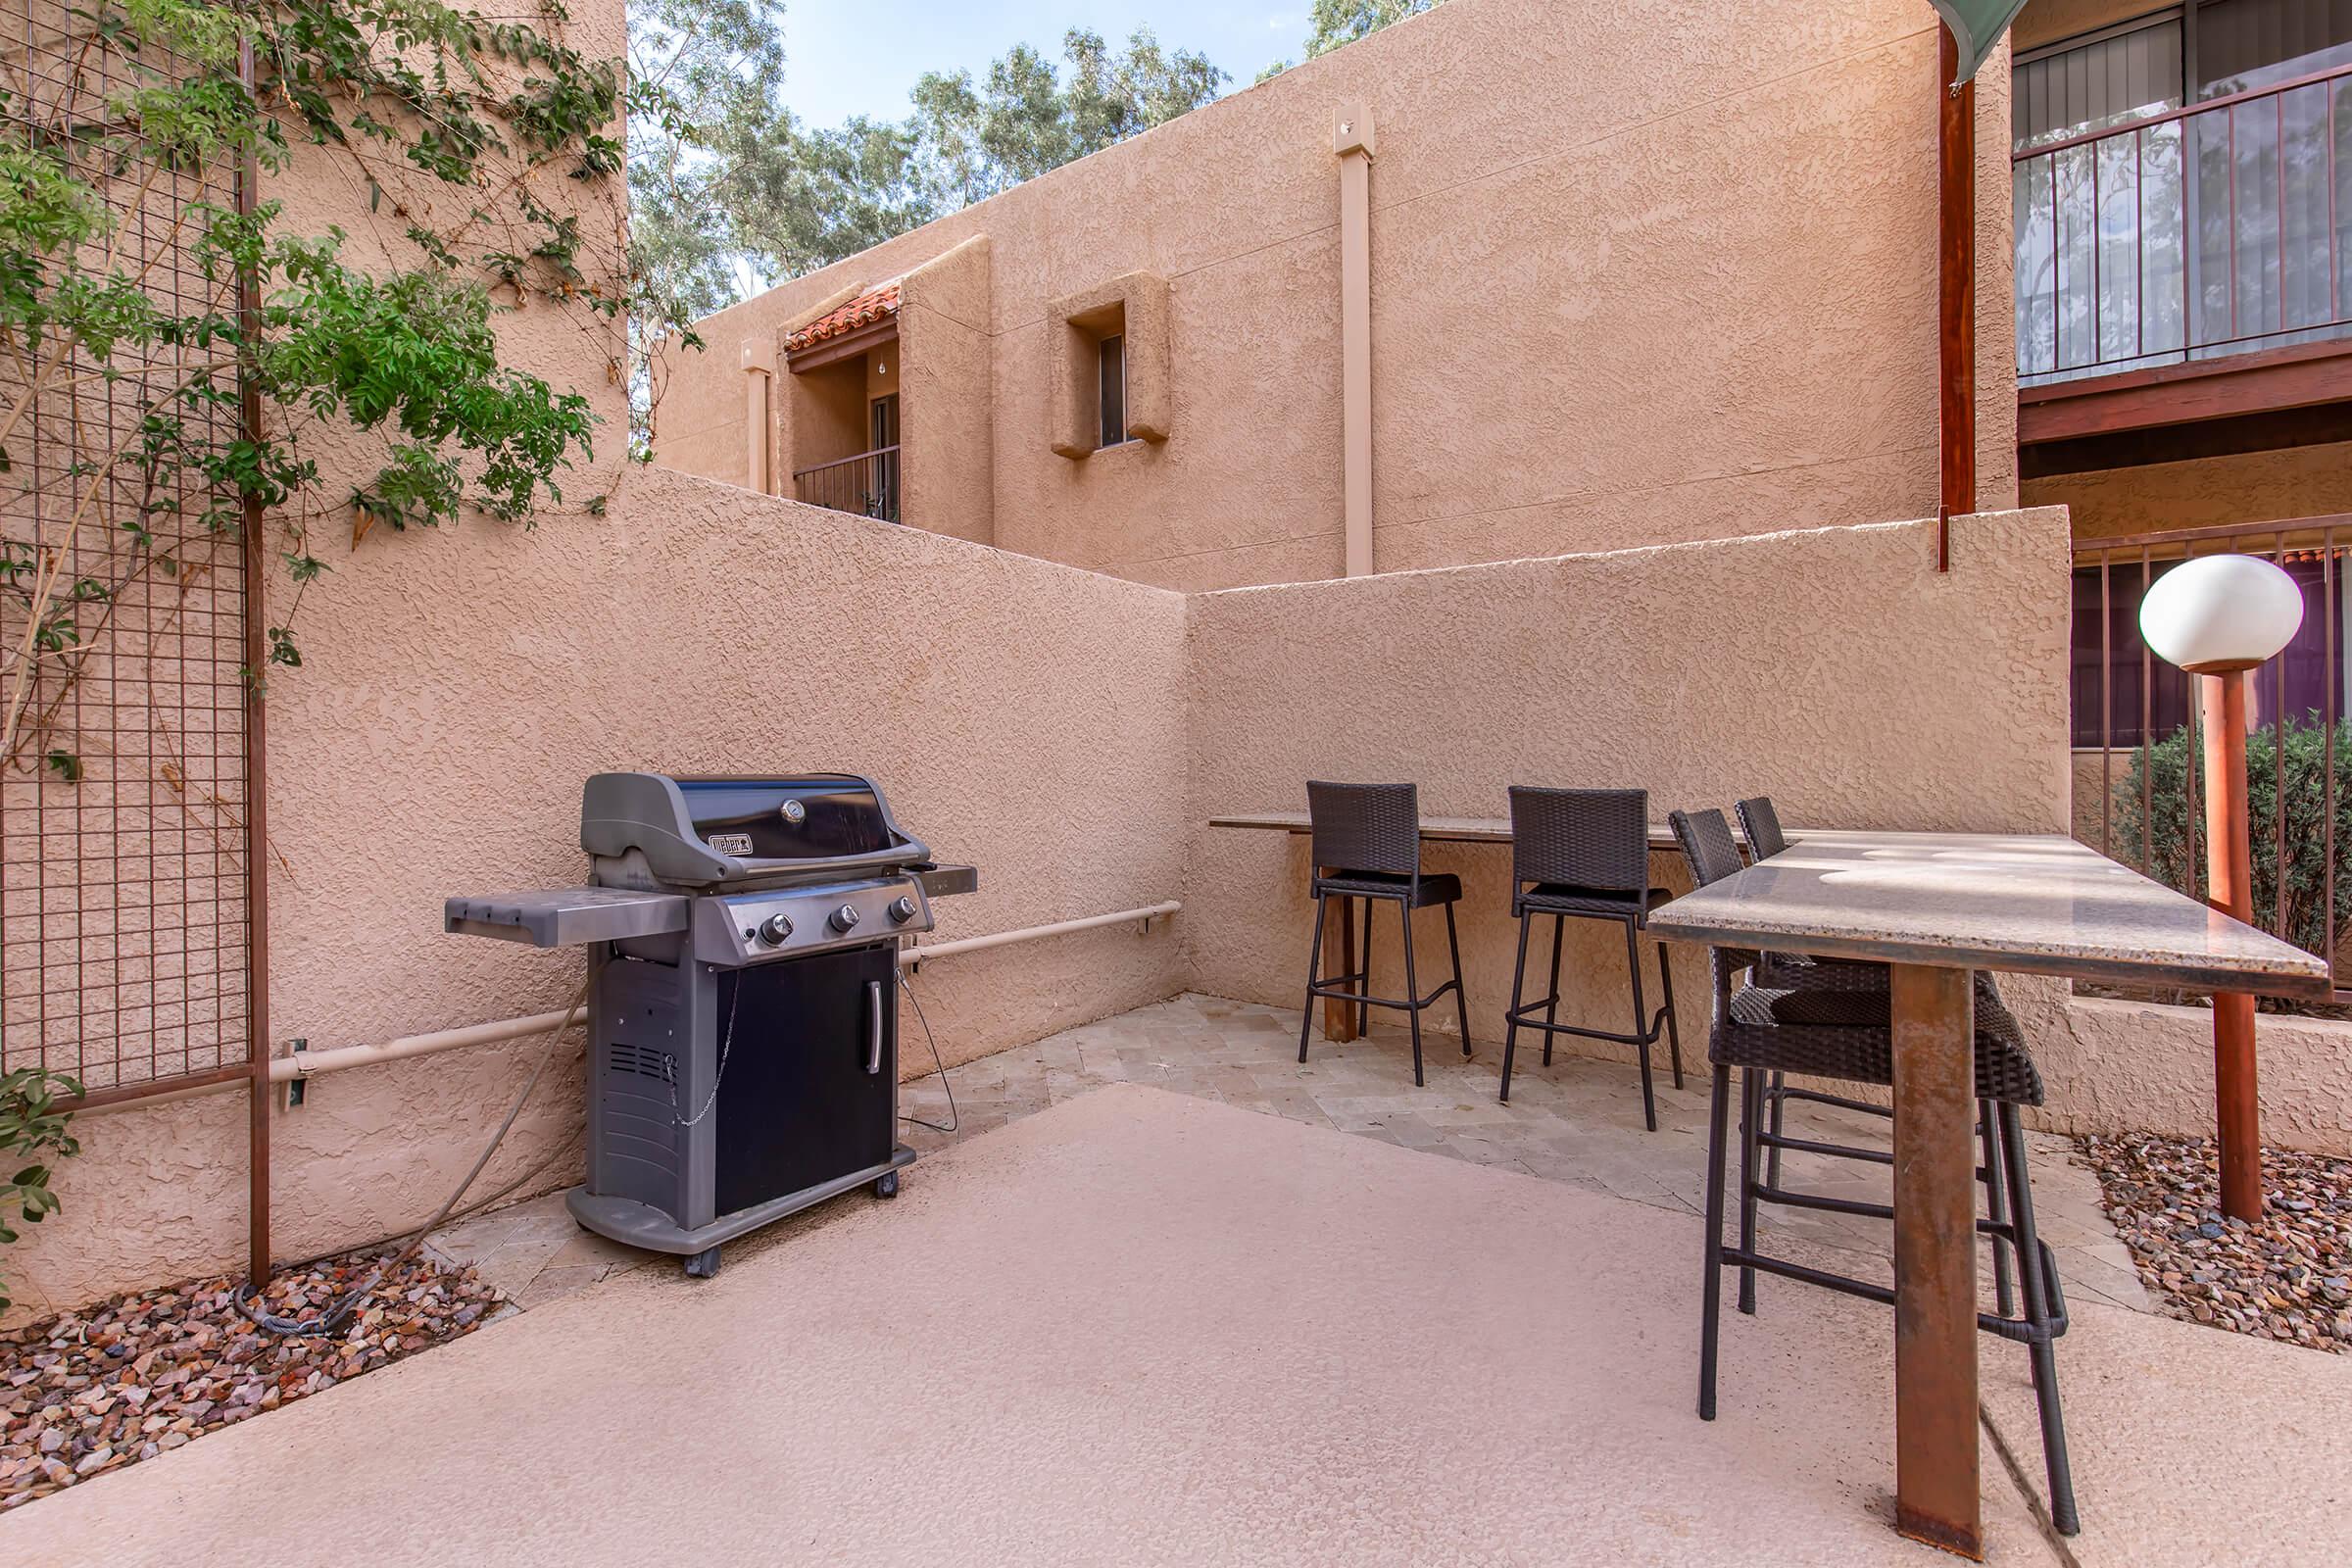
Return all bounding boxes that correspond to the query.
[888,895,918,924]
[758,913,794,946]
[829,903,861,934]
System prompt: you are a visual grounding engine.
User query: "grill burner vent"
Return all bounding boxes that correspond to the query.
[608,1041,676,1083]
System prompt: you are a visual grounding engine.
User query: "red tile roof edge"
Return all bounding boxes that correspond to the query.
[782,282,901,354]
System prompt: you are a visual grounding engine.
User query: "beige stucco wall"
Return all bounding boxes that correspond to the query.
[1182,507,2075,1067]
[7,470,1190,1323]
[654,0,2018,592]
[2027,441,2352,541]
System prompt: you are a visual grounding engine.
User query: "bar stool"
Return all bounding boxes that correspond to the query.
[1668,807,2079,1536]
[1735,794,2018,1319]
[1296,781,1472,1087]
[1496,786,1683,1129]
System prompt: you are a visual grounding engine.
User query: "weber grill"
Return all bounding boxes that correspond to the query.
[444,772,974,1276]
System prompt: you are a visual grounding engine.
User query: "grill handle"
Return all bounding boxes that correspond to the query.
[865,980,884,1075]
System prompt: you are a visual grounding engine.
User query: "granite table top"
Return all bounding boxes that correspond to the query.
[1645,829,2333,998]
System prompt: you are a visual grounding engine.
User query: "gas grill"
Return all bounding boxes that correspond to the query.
[444,772,975,1277]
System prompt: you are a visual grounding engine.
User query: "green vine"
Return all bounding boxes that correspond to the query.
[0,0,704,778]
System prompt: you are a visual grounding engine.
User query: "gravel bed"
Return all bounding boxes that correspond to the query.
[2082,1132,2352,1352]
[1,1250,506,1509]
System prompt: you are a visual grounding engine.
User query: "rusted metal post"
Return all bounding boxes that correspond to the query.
[236,34,272,1288]
[2202,669,2265,1221]
[1936,24,1977,573]
[1889,961,1981,1559]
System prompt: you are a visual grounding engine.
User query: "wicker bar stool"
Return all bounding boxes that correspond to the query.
[1296,781,1472,1087]
[1735,795,2020,1318]
[1668,807,2080,1536]
[1496,787,1684,1129]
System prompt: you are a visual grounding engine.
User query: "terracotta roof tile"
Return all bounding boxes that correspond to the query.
[783,282,900,354]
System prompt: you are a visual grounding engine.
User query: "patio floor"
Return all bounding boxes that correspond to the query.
[14,1081,2346,1565]
[431,994,2150,1318]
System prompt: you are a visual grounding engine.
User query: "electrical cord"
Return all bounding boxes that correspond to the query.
[896,966,956,1136]
[236,973,594,1338]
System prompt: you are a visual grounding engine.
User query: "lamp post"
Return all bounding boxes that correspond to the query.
[2139,553,2305,1221]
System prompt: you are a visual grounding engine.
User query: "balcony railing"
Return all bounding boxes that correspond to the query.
[2014,61,2352,385]
[792,445,900,522]
[2072,515,2352,1005]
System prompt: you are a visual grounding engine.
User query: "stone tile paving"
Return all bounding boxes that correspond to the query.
[433,992,2149,1318]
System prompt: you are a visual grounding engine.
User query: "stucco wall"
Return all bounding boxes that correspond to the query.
[2027,442,2352,541]
[653,0,2018,592]
[1181,507,2075,1057]
[8,469,1190,1322]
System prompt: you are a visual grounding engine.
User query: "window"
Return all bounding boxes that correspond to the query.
[2014,2,2352,383]
[1097,333,1127,449]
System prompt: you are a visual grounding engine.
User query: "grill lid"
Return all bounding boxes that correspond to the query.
[581,771,928,888]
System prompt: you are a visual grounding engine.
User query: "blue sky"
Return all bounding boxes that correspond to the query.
[782,2,1300,126]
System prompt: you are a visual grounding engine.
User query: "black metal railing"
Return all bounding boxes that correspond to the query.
[2015,60,2352,384]
[792,445,900,522]
[2072,514,2352,1004]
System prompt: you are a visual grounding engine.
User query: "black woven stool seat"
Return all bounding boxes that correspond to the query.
[1516,883,1670,919]
[1315,869,1462,906]
[1714,987,2045,1107]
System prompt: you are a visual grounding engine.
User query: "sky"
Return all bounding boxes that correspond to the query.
[779,2,1302,127]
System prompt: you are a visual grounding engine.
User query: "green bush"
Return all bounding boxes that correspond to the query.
[0,1067,81,1313]
[2112,711,2352,978]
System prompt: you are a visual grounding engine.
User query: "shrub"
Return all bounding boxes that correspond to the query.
[1,1067,82,1313]
[2112,711,2352,987]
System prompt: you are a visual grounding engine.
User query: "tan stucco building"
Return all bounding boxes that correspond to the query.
[660,0,2348,598]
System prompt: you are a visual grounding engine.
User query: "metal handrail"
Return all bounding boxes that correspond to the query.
[2013,59,2352,161]
[2014,60,2352,382]
[792,444,900,482]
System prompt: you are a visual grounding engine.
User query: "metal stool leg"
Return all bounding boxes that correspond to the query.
[1982,1102,2016,1319]
[1737,1068,1760,1315]
[1698,1061,1732,1420]
[1298,892,1328,1065]
[1357,897,1373,1038]
[1625,917,1658,1132]
[1446,901,1472,1057]
[1655,940,1684,1090]
[1500,911,1531,1103]
[1541,914,1564,1067]
[1400,901,1425,1088]
[1999,1102,2079,1536]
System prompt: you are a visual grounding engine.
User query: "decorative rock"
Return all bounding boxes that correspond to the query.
[2083,1132,2351,1355]
[0,1246,505,1509]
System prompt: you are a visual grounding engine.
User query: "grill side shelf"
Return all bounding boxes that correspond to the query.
[445,888,691,949]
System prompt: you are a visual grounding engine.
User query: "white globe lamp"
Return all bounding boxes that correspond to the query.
[2138,553,2303,673]
[2138,551,2305,1221]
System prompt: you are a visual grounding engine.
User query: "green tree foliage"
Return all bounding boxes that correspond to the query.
[2112,712,2352,1006]
[3,0,663,775]
[628,18,1227,327]
[1263,0,1446,77]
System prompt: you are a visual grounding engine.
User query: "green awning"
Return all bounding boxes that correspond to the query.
[1931,0,2031,85]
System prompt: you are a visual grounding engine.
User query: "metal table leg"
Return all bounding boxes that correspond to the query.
[1888,962,1981,1559]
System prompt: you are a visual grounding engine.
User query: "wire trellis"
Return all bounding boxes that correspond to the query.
[0,0,257,1102]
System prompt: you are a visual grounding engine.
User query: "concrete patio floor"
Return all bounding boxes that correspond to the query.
[430,994,2149,1318]
[12,1082,2345,1566]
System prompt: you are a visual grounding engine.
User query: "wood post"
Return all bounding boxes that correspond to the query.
[1936,23,1977,573]
[2202,669,2265,1221]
